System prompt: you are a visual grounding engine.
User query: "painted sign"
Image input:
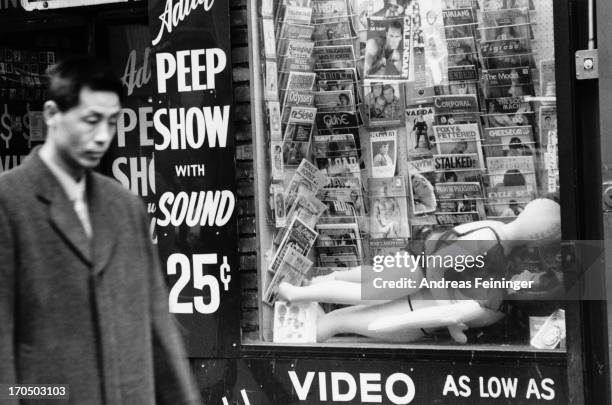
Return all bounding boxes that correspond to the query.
[147,0,238,357]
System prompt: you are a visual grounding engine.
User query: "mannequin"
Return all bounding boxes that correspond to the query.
[278,199,561,343]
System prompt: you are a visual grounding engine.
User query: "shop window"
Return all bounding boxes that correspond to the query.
[251,0,563,348]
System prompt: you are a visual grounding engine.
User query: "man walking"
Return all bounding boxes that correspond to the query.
[0,56,200,404]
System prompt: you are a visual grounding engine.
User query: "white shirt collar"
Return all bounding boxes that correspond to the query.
[39,150,86,203]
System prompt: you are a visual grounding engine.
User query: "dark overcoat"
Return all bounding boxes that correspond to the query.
[0,151,200,404]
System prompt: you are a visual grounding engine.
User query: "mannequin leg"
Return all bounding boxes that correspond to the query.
[310,266,363,284]
[316,294,436,342]
[278,281,390,306]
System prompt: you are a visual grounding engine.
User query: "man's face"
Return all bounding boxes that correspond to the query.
[375,98,386,113]
[383,87,395,103]
[46,87,121,174]
[379,143,388,155]
[386,26,402,51]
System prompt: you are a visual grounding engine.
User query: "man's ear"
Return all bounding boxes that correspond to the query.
[43,100,59,127]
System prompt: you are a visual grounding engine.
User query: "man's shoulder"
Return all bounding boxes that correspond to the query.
[0,164,30,194]
[91,172,141,205]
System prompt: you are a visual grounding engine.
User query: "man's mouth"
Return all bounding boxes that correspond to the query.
[84,151,104,159]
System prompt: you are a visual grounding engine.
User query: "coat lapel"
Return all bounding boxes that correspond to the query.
[25,151,93,265]
[88,173,119,275]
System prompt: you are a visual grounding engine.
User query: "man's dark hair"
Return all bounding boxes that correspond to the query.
[46,55,125,112]
[387,20,403,33]
[382,84,395,93]
[503,169,526,186]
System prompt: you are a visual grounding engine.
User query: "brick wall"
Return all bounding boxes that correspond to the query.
[230,0,259,342]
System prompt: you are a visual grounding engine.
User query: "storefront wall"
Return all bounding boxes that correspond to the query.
[1,0,611,404]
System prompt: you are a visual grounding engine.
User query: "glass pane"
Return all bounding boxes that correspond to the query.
[247,0,563,349]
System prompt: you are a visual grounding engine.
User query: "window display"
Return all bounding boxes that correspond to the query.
[249,0,564,348]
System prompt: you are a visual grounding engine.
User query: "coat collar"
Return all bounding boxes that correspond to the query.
[24,147,118,273]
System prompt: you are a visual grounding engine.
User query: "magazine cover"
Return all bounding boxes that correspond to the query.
[446,36,478,65]
[318,79,356,92]
[478,0,534,10]
[433,154,483,184]
[483,96,535,128]
[318,187,363,224]
[315,110,359,134]
[370,129,397,178]
[313,133,360,176]
[316,222,363,266]
[486,155,537,193]
[478,8,533,42]
[368,176,410,238]
[312,20,354,45]
[281,4,314,26]
[434,81,480,100]
[262,18,277,59]
[365,81,405,127]
[283,106,316,167]
[265,60,279,101]
[406,102,436,156]
[315,67,359,82]
[264,246,314,305]
[272,301,318,343]
[274,0,313,23]
[322,174,362,190]
[267,100,283,141]
[313,45,356,69]
[418,0,448,86]
[315,67,360,103]
[312,0,350,22]
[433,94,480,125]
[481,67,534,99]
[272,182,287,227]
[271,141,285,181]
[434,123,485,166]
[285,188,328,228]
[407,157,437,215]
[369,238,409,264]
[279,56,316,77]
[483,126,535,157]
[278,38,315,61]
[315,90,356,112]
[480,38,534,70]
[435,182,486,224]
[281,71,317,102]
[443,8,477,40]
[364,16,411,79]
[318,182,367,229]
[447,65,479,83]
[486,184,536,219]
[543,129,559,193]
[277,23,315,41]
[262,0,273,17]
[281,89,315,124]
[539,58,556,98]
[285,159,330,207]
[268,216,319,274]
[443,8,477,27]
[539,106,557,132]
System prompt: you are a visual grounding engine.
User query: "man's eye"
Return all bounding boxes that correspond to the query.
[84,117,100,124]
